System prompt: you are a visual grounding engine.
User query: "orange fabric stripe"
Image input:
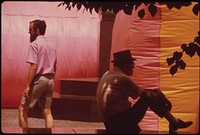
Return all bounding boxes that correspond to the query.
[159,2,199,133]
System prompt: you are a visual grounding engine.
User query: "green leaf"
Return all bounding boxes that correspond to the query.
[181,43,187,51]
[170,65,178,76]
[148,4,157,17]
[166,57,175,66]
[176,60,186,70]
[192,4,199,16]
[77,3,82,10]
[138,9,145,19]
[173,51,183,60]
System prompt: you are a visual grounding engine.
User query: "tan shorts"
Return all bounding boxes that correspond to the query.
[20,74,54,109]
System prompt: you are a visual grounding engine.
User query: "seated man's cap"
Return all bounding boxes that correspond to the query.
[111,49,136,63]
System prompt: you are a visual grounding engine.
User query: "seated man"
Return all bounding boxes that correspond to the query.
[96,49,193,134]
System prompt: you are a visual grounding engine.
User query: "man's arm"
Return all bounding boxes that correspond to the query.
[23,63,37,98]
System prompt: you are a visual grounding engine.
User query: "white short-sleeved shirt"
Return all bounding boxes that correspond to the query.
[96,67,143,120]
[26,35,57,75]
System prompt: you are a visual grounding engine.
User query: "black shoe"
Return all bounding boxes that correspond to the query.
[169,119,193,134]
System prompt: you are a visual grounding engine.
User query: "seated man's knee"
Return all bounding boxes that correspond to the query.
[141,90,158,101]
[148,91,171,117]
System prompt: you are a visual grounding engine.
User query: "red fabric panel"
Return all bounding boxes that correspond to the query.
[111,3,161,131]
[2,2,101,107]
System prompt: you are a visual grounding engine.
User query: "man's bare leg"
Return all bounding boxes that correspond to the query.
[43,109,54,128]
[18,104,29,132]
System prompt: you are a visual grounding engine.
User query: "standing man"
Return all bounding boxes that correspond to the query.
[96,49,192,134]
[18,19,57,130]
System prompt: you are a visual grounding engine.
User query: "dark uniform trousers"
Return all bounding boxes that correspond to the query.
[104,89,171,134]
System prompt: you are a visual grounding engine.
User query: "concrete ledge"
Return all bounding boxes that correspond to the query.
[1,128,159,134]
[1,128,106,134]
[3,127,195,134]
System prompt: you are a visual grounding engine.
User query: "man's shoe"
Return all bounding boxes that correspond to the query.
[169,119,193,133]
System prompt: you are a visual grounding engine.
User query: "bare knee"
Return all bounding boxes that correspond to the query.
[18,104,28,113]
[42,109,54,128]
[18,105,23,112]
[43,109,52,116]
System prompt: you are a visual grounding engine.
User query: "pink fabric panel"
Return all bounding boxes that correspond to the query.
[2,2,101,107]
[111,3,161,131]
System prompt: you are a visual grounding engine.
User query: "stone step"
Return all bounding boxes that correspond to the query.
[59,77,100,96]
[28,92,103,122]
[29,78,102,122]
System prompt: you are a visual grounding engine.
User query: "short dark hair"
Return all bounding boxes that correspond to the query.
[30,19,46,35]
